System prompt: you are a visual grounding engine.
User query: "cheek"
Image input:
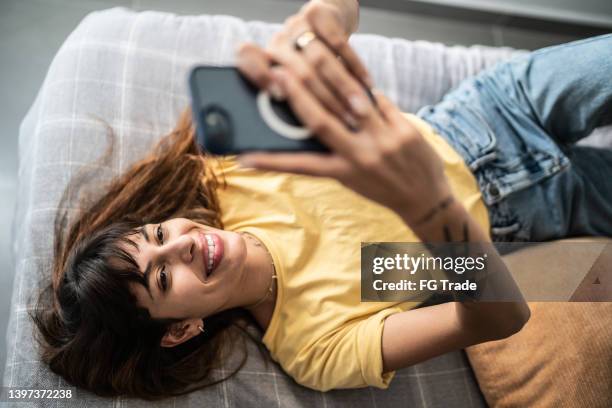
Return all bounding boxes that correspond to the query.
[173,267,203,294]
[220,230,248,268]
[168,270,204,312]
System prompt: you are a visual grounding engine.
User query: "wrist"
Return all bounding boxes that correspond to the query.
[400,197,469,242]
[394,188,455,229]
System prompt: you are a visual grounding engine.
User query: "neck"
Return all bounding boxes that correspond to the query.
[234,232,276,313]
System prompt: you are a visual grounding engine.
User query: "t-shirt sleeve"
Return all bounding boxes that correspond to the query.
[282,307,404,392]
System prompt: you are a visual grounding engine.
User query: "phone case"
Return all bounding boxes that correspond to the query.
[188,66,329,155]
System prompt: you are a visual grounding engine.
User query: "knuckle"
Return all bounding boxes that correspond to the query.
[397,136,416,153]
[329,35,347,51]
[397,123,418,141]
[237,44,262,63]
[253,70,268,85]
[329,103,346,119]
[308,46,327,69]
[311,118,330,134]
[297,69,315,86]
[304,3,320,20]
[316,56,335,76]
[236,43,251,57]
[356,151,381,170]
[380,141,400,157]
[341,82,362,99]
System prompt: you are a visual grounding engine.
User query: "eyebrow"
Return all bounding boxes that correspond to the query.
[139,226,156,301]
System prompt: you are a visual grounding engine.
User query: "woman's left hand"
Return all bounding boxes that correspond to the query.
[236,0,373,126]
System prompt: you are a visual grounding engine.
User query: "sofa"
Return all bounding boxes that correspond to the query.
[5,7,611,408]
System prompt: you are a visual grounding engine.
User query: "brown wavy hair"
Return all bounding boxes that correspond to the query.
[31,107,268,400]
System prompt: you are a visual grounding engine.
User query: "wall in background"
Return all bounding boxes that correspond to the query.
[409,0,612,27]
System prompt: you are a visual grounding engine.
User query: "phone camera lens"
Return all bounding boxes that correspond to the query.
[202,106,232,152]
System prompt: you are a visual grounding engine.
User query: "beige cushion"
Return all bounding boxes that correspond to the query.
[466,238,612,408]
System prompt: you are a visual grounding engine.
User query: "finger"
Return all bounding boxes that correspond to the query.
[272,67,356,155]
[236,43,277,95]
[373,90,422,143]
[237,152,348,178]
[267,45,354,126]
[374,91,411,127]
[302,40,380,128]
[305,7,374,88]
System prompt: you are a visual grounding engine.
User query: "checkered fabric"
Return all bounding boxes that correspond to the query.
[5,6,539,407]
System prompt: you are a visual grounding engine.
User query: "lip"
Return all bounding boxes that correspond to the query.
[198,231,224,281]
[198,232,210,281]
[208,233,224,273]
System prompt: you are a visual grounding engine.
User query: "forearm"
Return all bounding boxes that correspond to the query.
[316,0,359,34]
[400,197,531,341]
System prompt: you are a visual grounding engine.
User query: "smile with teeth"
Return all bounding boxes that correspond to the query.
[205,234,215,273]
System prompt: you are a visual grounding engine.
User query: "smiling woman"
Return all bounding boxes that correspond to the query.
[29,0,530,400]
[31,109,275,400]
[121,219,278,339]
[20,0,612,401]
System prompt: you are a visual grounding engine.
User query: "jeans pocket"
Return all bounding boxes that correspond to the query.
[444,101,499,170]
[487,197,527,243]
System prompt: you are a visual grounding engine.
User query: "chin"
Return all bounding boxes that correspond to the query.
[224,230,248,267]
[207,227,248,280]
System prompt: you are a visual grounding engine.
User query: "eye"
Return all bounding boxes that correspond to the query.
[156,223,164,244]
[160,267,168,291]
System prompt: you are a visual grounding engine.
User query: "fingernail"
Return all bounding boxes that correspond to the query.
[365,75,375,89]
[268,82,285,101]
[349,94,370,116]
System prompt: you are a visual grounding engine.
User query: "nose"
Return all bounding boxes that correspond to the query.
[159,234,194,264]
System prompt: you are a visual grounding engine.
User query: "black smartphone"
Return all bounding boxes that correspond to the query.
[188,65,329,155]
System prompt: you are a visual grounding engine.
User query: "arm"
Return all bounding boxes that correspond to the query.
[239,71,530,363]
[408,198,531,342]
[382,199,531,372]
[235,7,530,375]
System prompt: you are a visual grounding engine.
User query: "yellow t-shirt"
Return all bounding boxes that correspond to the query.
[209,114,490,391]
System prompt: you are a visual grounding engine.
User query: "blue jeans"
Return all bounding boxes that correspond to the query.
[417,34,612,242]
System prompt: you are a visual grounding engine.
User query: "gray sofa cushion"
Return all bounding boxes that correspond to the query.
[5,6,541,407]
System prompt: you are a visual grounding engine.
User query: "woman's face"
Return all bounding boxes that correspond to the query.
[123,218,248,320]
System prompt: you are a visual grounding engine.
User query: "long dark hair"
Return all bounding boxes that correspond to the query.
[31,108,268,400]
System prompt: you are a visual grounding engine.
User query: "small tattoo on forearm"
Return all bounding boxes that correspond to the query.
[415,196,454,227]
[443,225,451,242]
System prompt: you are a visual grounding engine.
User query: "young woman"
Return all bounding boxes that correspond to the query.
[33,0,610,400]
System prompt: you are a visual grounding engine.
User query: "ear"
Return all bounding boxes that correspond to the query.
[160,317,203,348]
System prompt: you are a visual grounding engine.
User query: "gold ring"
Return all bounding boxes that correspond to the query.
[294,31,317,51]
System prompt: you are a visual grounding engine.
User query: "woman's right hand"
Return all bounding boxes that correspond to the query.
[236,0,371,128]
[238,63,454,229]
